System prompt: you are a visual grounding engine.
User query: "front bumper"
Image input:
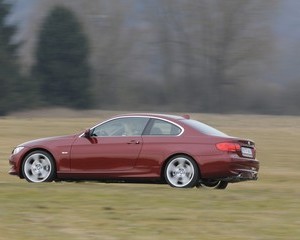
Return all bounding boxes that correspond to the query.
[8,154,20,176]
[9,165,18,175]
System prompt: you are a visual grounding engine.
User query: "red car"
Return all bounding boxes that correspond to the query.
[9,113,259,189]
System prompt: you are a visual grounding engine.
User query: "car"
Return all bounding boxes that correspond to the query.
[9,113,259,189]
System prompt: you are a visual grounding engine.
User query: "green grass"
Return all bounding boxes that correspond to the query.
[0,113,299,239]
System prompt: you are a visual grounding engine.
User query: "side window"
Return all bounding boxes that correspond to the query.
[92,117,149,137]
[148,119,182,136]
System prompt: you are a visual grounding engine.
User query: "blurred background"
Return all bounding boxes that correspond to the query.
[1,0,300,115]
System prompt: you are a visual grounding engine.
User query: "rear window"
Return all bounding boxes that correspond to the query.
[182,119,228,137]
[147,119,182,136]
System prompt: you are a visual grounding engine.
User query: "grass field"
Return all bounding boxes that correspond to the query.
[0,111,299,240]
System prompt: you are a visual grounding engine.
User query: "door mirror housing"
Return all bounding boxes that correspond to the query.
[84,128,91,138]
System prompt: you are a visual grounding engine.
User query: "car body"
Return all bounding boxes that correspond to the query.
[9,113,259,188]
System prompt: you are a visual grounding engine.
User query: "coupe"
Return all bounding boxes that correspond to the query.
[9,113,259,189]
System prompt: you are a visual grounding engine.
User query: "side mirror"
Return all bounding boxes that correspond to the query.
[84,128,91,138]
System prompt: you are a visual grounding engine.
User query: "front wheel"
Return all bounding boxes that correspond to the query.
[164,155,199,188]
[22,150,56,183]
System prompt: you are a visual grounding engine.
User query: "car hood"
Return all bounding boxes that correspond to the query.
[19,134,79,147]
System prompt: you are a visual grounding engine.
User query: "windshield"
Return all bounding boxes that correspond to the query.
[182,119,228,137]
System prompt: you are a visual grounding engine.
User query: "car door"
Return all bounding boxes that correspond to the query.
[70,117,149,174]
[137,118,184,168]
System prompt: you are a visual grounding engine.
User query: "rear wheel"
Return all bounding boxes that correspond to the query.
[22,150,56,183]
[198,180,228,189]
[164,155,199,188]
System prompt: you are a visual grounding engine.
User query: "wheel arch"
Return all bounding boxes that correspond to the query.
[160,153,202,182]
[19,148,57,179]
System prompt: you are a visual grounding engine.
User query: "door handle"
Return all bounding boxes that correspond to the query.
[127,140,140,144]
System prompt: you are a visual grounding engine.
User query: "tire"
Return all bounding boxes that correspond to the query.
[198,180,228,189]
[164,155,199,188]
[22,150,56,183]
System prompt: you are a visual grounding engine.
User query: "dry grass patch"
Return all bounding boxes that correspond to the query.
[0,111,299,239]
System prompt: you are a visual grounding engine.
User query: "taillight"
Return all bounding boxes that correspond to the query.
[216,142,241,152]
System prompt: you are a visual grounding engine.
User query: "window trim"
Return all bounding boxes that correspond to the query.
[80,116,184,138]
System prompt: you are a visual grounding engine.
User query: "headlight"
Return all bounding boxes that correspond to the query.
[12,146,25,155]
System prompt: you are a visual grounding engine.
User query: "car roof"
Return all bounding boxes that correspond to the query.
[115,113,187,121]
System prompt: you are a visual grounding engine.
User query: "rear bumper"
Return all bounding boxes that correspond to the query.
[224,158,259,182]
[220,168,258,182]
[198,154,259,183]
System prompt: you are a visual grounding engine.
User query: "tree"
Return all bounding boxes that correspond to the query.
[194,0,277,113]
[19,0,279,113]
[0,0,23,115]
[144,0,277,112]
[33,5,91,109]
[206,0,277,113]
